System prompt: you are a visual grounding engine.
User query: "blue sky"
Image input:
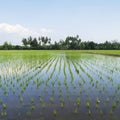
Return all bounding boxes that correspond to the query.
[0,0,120,45]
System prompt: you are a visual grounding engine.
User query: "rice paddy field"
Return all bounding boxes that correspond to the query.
[0,50,120,120]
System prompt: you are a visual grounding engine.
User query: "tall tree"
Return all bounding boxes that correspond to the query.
[30,38,38,47]
[22,38,28,47]
[28,36,33,46]
[38,37,41,46]
[2,41,13,50]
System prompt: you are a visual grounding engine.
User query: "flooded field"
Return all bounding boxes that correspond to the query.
[0,51,120,120]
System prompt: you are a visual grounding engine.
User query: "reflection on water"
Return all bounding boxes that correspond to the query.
[0,51,120,120]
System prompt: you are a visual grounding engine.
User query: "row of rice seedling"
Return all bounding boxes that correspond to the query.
[0,54,54,119]
[0,51,120,120]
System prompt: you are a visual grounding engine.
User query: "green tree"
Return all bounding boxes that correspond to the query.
[38,37,41,46]
[22,38,28,47]
[31,38,38,48]
[65,35,81,49]
[2,41,13,50]
[28,36,33,47]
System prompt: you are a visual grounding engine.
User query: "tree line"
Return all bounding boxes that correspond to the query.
[0,35,120,50]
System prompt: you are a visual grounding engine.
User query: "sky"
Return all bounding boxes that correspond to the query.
[0,0,120,45]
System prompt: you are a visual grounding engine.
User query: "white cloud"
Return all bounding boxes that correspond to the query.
[0,23,54,45]
[0,23,53,35]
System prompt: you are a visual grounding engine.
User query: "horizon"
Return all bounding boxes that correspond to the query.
[0,0,120,45]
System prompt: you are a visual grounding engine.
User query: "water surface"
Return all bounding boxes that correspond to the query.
[0,51,120,120]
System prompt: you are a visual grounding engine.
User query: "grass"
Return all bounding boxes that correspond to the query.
[3,104,7,110]
[60,102,64,108]
[0,50,120,56]
[76,98,81,106]
[53,110,57,117]
[1,111,7,117]
[112,102,117,109]
[31,105,35,110]
[81,50,120,56]
[86,101,91,108]
[73,108,78,114]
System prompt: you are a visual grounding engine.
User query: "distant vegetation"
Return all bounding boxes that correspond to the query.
[0,35,120,50]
